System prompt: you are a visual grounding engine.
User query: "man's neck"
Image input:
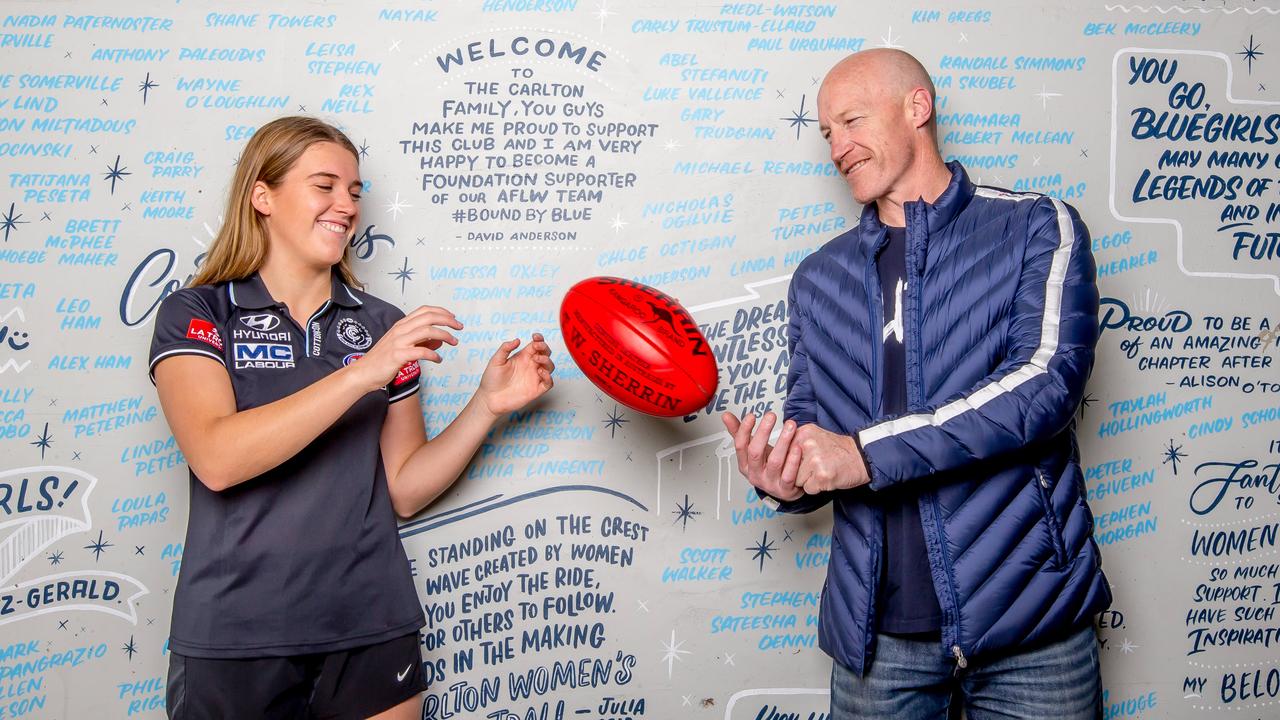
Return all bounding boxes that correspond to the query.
[875,156,953,227]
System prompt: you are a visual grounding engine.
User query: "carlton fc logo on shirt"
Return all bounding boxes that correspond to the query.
[234,342,295,369]
[240,313,281,332]
[337,318,372,350]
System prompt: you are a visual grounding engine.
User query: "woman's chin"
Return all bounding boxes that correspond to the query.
[315,240,349,267]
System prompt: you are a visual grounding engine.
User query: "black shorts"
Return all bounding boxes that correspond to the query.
[166,632,426,720]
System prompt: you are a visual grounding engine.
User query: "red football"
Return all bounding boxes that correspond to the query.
[559,277,718,417]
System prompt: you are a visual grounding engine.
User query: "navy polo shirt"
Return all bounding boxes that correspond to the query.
[149,272,425,658]
[876,225,942,635]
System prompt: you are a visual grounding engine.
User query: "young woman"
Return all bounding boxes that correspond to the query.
[148,116,554,719]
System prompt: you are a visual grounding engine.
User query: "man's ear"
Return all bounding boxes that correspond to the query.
[907,87,934,130]
[250,181,271,216]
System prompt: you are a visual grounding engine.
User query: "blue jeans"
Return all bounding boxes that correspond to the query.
[831,624,1102,720]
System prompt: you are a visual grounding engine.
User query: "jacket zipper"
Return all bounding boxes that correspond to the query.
[863,250,884,669]
[1035,468,1069,567]
[867,248,884,417]
[902,204,966,670]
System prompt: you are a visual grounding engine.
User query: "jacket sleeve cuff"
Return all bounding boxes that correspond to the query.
[755,486,831,514]
[854,430,890,491]
[755,487,781,510]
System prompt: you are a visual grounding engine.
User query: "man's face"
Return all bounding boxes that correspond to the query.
[817,68,917,207]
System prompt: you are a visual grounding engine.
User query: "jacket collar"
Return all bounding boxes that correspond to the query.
[857,160,975,240]
[228,272,363,310]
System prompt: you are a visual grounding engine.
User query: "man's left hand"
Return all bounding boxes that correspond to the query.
[794,424,871,494]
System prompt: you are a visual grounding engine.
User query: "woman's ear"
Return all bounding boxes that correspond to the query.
[250,181,272,216]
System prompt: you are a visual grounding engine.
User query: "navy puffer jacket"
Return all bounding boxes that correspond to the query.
[779,162,1111,674]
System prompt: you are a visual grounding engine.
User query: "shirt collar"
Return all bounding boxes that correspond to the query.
[329,273,363,308]
[228,272,364,310]
[227,273,275,310]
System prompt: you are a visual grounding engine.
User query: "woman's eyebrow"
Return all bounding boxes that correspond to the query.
[307,171,363,189]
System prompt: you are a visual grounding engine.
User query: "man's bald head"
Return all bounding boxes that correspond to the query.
[815,48,951,218]
[821,49,939,137]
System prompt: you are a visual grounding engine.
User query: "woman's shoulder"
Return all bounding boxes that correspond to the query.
[162,281,228,311]
[342,285,409,322]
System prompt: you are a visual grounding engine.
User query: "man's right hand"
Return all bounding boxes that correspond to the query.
[722,411,804,502]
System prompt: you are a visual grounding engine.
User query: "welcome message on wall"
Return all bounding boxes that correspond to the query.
[1,2,1278,718]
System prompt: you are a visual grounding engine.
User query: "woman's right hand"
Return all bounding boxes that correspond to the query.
[350,305,464,391]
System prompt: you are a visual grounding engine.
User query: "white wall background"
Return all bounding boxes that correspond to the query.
[1,1,1278,718]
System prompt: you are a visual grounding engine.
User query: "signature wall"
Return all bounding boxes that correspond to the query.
[1,1,1277,718]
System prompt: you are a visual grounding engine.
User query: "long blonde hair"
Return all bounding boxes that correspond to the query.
[190,116,363,288]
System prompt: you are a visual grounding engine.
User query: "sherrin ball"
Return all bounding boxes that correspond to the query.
[559,276,718,417]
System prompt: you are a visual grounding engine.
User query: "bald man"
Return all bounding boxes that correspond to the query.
[724,49,1109,719]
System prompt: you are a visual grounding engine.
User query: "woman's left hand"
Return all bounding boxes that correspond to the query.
[477,333,555,416]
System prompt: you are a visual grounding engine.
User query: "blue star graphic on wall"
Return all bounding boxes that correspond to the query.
[1078,393,1096,419]
[781,94,816,140]
[388,257,415,294]
[138,72,157,104]
[2,202,27,242]
[603,406,628,438]
[1239,34,1264,75]
[30,422,53,459]
[747,530,776,571]
[103,155,131,195]
[48,550,64,565]
[84,530,113,562]
[122,635,138,661]
[672,494,701,531]
[1162,439,1187,475]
